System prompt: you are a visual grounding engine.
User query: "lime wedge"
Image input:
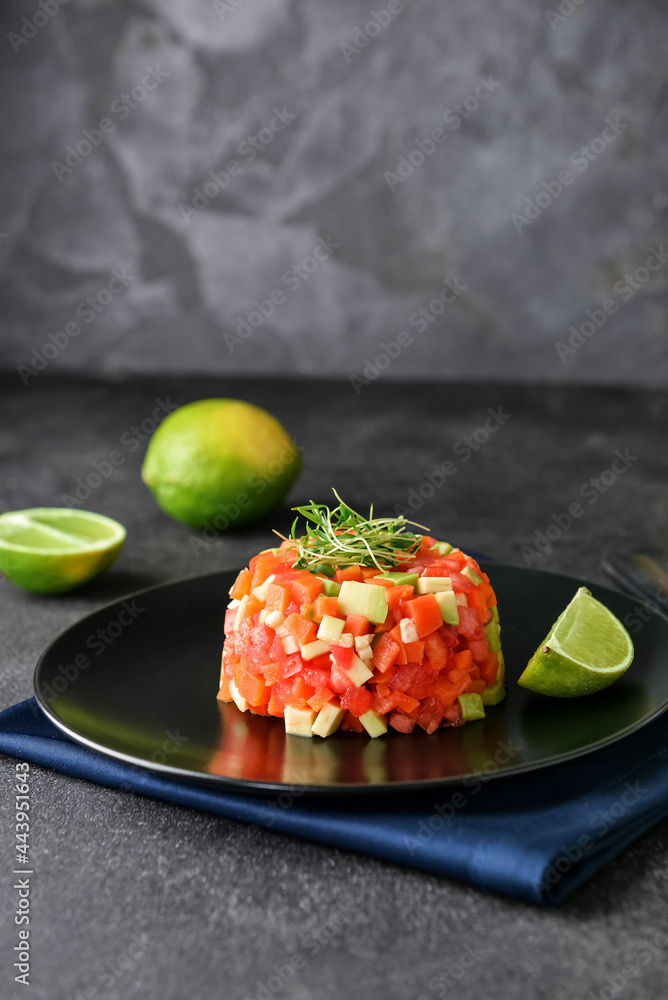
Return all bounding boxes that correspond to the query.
[518,587,634,697]
[0,508,126,594]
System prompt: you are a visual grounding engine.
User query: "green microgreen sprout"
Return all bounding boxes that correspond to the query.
[273,489,428,573]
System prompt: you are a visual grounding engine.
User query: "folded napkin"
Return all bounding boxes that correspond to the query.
[2,697,667,905]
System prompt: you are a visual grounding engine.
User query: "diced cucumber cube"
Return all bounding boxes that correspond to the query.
[482,680,506,706]
[284,706,317,738]
[416,577,453,594]
[435,590,459,625]
[337,580,388,624]
[457,693,486,721]
[359,709,388,738]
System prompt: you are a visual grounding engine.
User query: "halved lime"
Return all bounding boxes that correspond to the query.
[0,508,126,594]
[518,587,634,697]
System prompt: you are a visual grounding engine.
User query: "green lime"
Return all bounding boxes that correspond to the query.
[141,398,301,530]
[0,508,126,594]
[518,587,634,697]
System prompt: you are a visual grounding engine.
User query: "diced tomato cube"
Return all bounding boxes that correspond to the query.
[329,661,354,693]
[403,640,425,663]
[229,568,252,600]
[313,594,339,622]
[250,554,279,590]
[334,565,364,583]
[224,608,237,635]
[423,631,449,671]
[404,593,443,639]
[291,573,323,606]
[480,651,499,685]
[217,675,233,702]
[420,561,450,577]
[468,637,491,664]
[450,571,474,594]
[457,607,484,640]
[393,691,420,714]
[340,711,365,732]
[467,678,487,695]
[386,584,415,609]
[264,583,291,614]
[343,614,373,636]
[340,686,373,717]
[330,644,354,671]
[453,649,473,672]
[389,711,415,734]
[372,689,399,714]
[307,687,335,712]
[235,666,270,707]
[372,633,400,673]
[416,696,444,735]
[283,612,318,646]
[302,666,330,691]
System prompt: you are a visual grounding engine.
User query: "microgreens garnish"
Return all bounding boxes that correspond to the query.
[274,490,428,573]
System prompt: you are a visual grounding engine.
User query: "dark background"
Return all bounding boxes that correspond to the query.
[1,0,667,382]
[1,3,668,1000]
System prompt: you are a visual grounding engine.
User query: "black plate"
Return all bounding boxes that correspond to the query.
[33,565,668,796]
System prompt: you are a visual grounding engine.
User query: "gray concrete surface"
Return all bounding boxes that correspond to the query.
[1,0,667,383]
[1,375,668,999]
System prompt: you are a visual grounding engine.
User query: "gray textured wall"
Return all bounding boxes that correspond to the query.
[1,0,667,384]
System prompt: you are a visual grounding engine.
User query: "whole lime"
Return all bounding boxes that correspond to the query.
[141,399,301,530]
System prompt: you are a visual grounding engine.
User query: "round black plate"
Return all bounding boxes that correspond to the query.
[34,564,668,796]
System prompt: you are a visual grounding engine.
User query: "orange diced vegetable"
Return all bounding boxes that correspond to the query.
[229,568,252,600]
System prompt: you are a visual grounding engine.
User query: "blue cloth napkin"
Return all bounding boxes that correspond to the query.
[1,697,667,905]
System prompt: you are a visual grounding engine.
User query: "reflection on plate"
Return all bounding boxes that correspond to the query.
[34,565,668,796]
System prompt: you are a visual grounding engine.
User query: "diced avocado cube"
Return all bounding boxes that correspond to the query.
[431,541,454,556]
[496,650,506,684]
[482,680,506,706]
[258,547,280,555]
[359,709,388,738]
[343,654,374,687]
[312,702,344,738]
[457,693,486,722]
[435,589,459,625]
[337,580,388,624]
[320,578,341,597]
[300,639,331,661]
[377,571,419,589]
[416,576,453,594]
[484,619,502,654]
[317,614,345,644]
[461,565,483,586]
[284,706,317,738]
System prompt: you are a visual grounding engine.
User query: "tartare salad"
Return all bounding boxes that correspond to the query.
[218,494,505,738]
